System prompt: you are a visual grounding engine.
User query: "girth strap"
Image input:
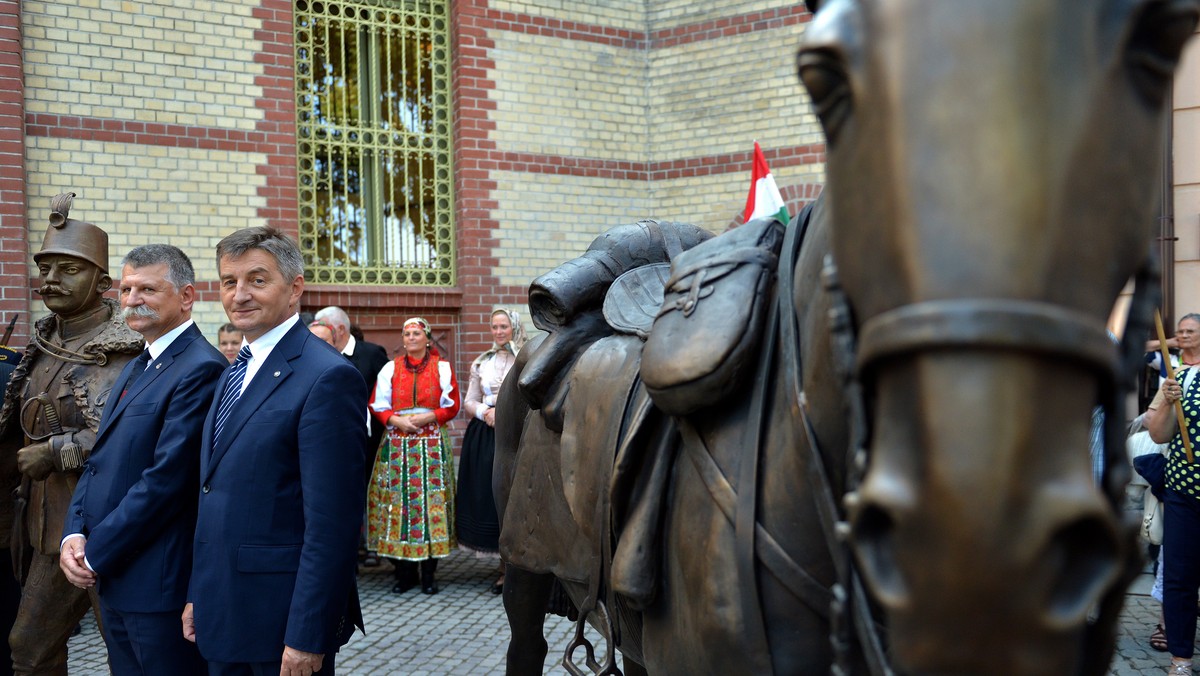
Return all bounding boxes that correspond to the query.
[677,420,835,620]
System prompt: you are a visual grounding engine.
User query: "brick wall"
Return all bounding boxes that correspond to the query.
[453,1,822,373]
[21,0,272,334]
[9,0,826,398]
[0,0,27,347]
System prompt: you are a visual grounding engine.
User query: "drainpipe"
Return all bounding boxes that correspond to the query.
[1160,88,1176,329]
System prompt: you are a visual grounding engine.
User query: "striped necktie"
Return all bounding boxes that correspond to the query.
[213,345,253,444]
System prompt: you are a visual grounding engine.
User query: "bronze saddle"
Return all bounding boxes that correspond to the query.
[501,215,789,610]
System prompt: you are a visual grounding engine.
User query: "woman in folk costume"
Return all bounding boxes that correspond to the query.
[368,317,461,594]
[456,308,527,593]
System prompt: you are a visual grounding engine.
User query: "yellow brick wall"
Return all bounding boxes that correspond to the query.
[649,1,795,31]
[22,0,264,129]
[21,0,271,338]
[648,28,819,158]
[24,138,267,334]
[489,1,646,32]
[17,0,821,342]
[491,171,653,287]
[488,32,648,161]
[484,2,820,267]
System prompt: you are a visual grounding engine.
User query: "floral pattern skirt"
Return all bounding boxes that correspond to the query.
[367,424,457,560]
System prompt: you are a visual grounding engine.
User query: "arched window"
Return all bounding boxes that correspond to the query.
[295,0,454,286]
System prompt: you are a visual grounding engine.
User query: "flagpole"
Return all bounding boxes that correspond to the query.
[1156,309,1194,463]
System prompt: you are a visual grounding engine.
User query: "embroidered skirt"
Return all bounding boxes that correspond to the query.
[367,424,457,560]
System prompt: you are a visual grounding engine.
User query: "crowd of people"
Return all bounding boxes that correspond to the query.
[0,193,526,676]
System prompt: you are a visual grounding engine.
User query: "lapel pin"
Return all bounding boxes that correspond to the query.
[274,371,281,377]
[155,363,162,369]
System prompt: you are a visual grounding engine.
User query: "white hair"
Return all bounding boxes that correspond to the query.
[315,306,351,332]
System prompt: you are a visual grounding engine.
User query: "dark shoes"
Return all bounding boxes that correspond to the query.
[391,560,418,594]
[420,558,439,595]
[389,558,440,594]
[490,577,504,595]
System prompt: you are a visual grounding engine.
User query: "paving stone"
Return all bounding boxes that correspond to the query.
[63,559,1192,674]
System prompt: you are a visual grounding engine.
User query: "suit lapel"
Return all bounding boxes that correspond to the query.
[96,325,203,448]
[96,357,141,436]
[204,322,304,480]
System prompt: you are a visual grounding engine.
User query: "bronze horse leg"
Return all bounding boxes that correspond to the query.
[495,340,557,676]
[501,566,556,675]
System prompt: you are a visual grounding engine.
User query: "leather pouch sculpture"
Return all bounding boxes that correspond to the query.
[641,217,785,415]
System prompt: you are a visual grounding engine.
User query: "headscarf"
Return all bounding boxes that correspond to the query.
[473,307,527,369]
[402,317,440,358]
[403,317,432,338]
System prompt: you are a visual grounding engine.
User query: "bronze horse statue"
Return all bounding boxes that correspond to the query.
[495,1,1200,674]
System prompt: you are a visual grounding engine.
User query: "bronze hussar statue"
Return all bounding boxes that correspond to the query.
[0,193,141,674]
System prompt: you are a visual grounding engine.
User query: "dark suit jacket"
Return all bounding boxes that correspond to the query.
[64,323,226,612]
[347,338,389,459]
[190,321,367,663]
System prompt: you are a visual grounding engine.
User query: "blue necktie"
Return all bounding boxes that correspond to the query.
[213,345,253,444]
[120,349,152,400]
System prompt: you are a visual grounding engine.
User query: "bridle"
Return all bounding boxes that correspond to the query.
[771,203,1154,675]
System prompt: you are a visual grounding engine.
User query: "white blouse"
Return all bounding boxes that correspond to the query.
[370,359,457,414]
[464,350,516,420]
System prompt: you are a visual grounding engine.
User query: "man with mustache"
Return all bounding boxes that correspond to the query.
[61,244,225,674]
[0,193,142,674]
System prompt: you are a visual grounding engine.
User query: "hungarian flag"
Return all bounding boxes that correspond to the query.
[742,141,790,225]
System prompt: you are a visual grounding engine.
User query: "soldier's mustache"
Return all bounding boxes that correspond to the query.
[36,285,70,297]
[122,305,160,321]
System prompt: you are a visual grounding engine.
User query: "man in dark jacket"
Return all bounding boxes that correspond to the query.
[61,244,226,674]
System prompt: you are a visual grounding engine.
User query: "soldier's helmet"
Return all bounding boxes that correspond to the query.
[34,192,108,274]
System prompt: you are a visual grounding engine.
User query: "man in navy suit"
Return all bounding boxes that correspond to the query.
[60,244,226,674]
[183,227,366,675]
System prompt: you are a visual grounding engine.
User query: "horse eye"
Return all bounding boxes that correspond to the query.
[1124,0,1199,106]
[798,48,852,145]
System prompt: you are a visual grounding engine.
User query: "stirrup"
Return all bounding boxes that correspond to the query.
[562,598,622,676]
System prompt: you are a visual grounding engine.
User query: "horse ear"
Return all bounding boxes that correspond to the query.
[806,0,820,14]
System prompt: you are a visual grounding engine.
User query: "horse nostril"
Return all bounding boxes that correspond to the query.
[1041,515,1121,628]
[851,501,910,607]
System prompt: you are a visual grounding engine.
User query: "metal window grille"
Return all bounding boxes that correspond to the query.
[294,0,455,286]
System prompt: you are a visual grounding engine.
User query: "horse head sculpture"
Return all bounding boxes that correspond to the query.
[799,1,1198,673]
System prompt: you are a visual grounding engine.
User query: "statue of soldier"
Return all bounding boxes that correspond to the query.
[0,193,141,674]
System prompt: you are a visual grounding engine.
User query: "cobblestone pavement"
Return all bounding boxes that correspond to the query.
[62,554,1190,675]
[66,550,586,675]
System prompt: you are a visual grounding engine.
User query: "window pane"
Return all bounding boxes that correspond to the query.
[295,0,454,286]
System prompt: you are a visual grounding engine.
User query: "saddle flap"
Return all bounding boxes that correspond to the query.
[559,336,645,538]
[603,263,672,339]
[500,335,645,582]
